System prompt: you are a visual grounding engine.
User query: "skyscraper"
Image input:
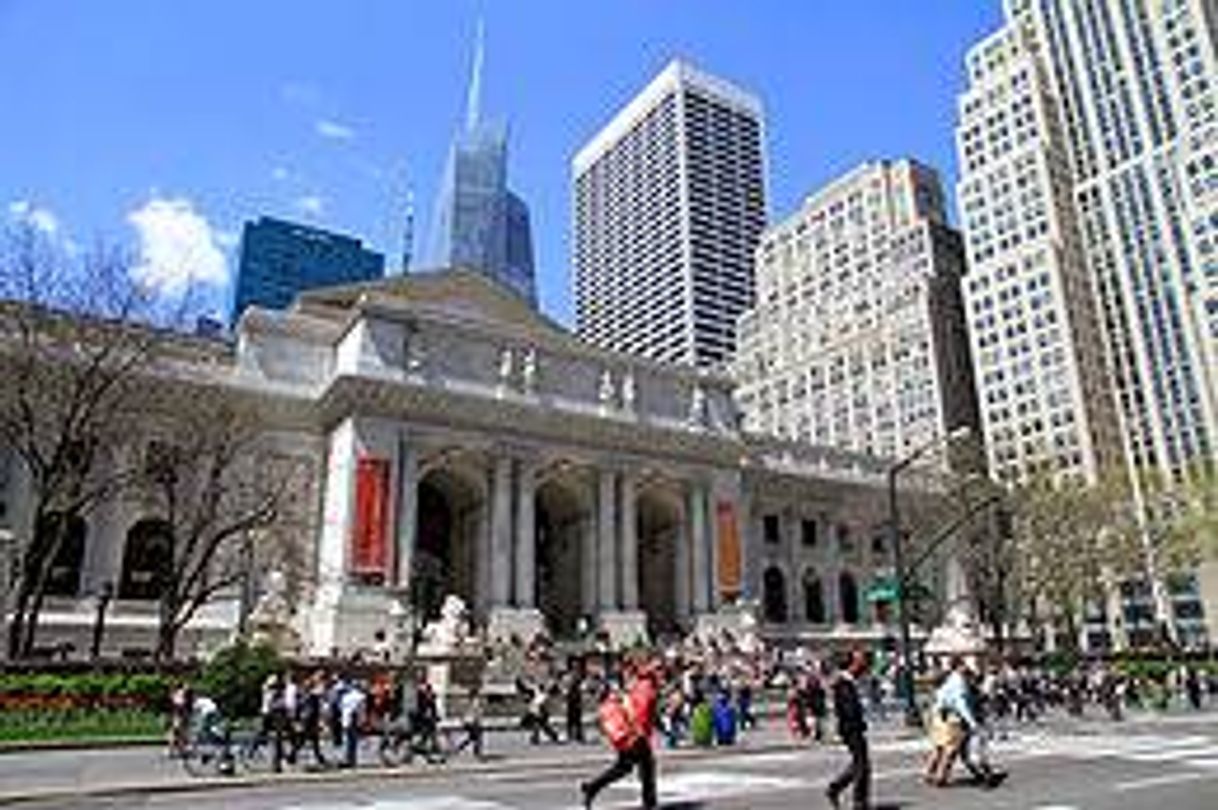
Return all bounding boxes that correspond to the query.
[960,0,1218,482]
[573,60,767,367]
[735,160,980,462]
[958,0,1218,648]
[428,22,536,308]
[230,216,384,322]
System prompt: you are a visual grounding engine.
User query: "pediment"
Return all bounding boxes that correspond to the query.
[294,267,570,342]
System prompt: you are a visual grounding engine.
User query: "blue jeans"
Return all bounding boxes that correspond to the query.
[342,724,359,767]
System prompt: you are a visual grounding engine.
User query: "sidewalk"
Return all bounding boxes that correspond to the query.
[0,717,918,806]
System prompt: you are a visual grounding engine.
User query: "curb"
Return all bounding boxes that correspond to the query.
[0,737,161,755]
[0,732,923,806]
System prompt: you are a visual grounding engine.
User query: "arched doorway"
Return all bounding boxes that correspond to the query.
[636,488,681,639]
[535,474,589,639]
[763,566,788,624]
[802,568,826,624]
[119,518,173,600]
[839,570,860,625]
[37,513,87,597]
[413,466,482,621]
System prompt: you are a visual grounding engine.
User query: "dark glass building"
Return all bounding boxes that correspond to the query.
[426,26,536,308]
[230,217,384,322]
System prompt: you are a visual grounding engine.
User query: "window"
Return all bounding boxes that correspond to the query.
[839,571,861,625]
[36,513,87,598]
[802,569,826,624]
[763,567,788,623]
[119,519,173,601]
[837,524,854,553]
[763,514,781,544]
[801,519,818,547]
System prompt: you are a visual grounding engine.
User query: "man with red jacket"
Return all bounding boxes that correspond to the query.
[579,663,659,810]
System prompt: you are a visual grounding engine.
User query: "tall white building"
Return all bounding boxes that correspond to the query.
[956,17,1124,486]
[573,60,767,367]
[961,0,1218,481]
[735,160,980,462]
[958,0,1218,648]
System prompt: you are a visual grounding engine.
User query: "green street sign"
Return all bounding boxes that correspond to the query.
[865,577,899,603]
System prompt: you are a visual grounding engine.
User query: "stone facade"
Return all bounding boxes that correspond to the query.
[0,270,935,658]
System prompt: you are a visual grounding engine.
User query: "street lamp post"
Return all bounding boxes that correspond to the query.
[888,425,972,728]
[90,581,114,660]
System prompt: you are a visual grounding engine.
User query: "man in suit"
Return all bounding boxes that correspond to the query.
[827,649,871,809]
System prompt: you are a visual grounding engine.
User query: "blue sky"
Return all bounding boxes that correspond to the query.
[0,1,1002,324]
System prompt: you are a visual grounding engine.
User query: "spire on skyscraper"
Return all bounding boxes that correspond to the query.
[464,17,485,134]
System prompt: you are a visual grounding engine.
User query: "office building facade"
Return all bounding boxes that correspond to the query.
[958,0,1218,648]
[961,0,1218,482]
[573,60,767,367]
[735,160,980,462]
[230,217,384,323]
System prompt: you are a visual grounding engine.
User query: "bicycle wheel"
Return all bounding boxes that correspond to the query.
[379,729,413,768]
[179,744,218,778]
[236,733,271,774]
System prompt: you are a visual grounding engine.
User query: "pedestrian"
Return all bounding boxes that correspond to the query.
[259,673,289,772]
[925,657,979,787]
[414,675,442,756]
[292,671,330,769]
[566,665,586,744]
[787,680,810,740]
[338,677,366,768]
[826,650,871,810]
[808,670,828,742]
[663,684,687,748]
[735,672,755,730]
[167,682,192,756]
[712,688,738,746]
[452,684,485,759]
[579,679,657,809]
[1185,667,1203,710]
[527,681,561,744]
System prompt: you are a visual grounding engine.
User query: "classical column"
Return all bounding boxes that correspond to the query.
[688,483,710,613]
[514,459,537,608]
[490,455,513,607]
[674,519,691,621]
[581,517,598,616]
[597,468,619,610]
[394,438,419,589]
[618,473,639,611]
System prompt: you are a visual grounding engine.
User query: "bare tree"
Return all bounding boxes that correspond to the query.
[136,397,307,661]
[0,226,179,658]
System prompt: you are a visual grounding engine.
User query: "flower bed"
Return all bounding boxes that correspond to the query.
[0,672,172,745]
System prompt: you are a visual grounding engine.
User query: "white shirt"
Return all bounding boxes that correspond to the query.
[339,687,366,728]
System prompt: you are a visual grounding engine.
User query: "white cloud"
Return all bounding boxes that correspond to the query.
[271,165,290,181]
[126,197,227,297]
[295,195,325,216]
[214,229,239,249]
[315,119,355,140]
[7,200,60,235]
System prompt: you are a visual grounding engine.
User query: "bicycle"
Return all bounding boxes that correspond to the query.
[176,722,275,777]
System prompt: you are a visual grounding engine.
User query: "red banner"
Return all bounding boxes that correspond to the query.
[351,457,390,577]
[716,500,742,599]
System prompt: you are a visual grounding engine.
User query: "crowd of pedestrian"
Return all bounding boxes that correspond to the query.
[165,632,1218,810]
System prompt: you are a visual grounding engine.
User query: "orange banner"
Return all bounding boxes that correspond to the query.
[716,500,742,599]
[351,457,390,577]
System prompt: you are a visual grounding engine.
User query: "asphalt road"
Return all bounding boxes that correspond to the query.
[12,713,1218,810]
